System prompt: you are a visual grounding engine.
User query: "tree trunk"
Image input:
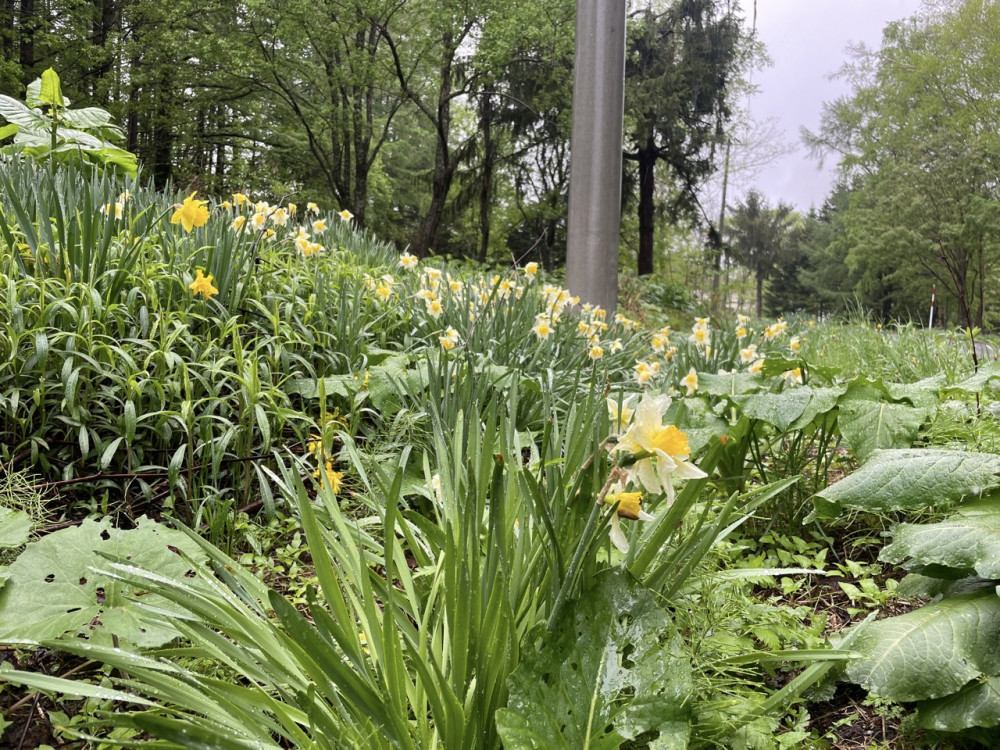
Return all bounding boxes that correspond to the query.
[18,0,35,83]
[636,140,657,276]
[710,138,731,314]
[414,33,456,258]
[0,0,16,85]
[477,94,496,264]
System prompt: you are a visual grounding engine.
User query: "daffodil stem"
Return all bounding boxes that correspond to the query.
[546,466,625,631]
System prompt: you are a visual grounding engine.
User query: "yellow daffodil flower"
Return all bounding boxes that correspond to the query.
[604,489,654,554]
[339,208,354,222]
[312,219,326,234]
[171,192,210,232]
[589,344,604,360]
[681,367,698,395]
[440,326,460,351]
[613,393,706,504]
[532,317,553,340]
[189,269,218,299]
[782,367,803,385]
[524,261,539,276]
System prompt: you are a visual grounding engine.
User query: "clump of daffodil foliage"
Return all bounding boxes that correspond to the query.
[0,158,887,750]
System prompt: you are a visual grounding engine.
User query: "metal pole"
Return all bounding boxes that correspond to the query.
[565,0,626,315]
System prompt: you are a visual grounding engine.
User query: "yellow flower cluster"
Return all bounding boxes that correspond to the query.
[222,193,358,257]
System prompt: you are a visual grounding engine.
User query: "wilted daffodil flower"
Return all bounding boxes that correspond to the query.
[604,487,654,554]
[171,192,210,232]
[612,393,706,504]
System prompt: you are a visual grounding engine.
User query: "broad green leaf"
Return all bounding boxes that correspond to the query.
[731,388,812,431]
[39,68,64,108]
[0,95,46,129]
[918,674,1000,731]
[949,361,1000,394]
[284,375,355,399]
[666,397,727,454]
[496,570,691,750]
[837,396,932,462]
[814,449,1000,515]
[881,498,1000,578]
[845,590,1000,702]
[787,385,846,431]
[0,507,31,549]
[0,123,17,140]
[696,371,764,397]
[887,375,945,408]
[0,516,207,647]
[60,107,113,130]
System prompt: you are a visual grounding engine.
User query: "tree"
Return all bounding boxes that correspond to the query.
[804,0,1000,330]
[726,189,794,318]
[623,0,744,276]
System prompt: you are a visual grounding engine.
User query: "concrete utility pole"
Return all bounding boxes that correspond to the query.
[565,0,626,315]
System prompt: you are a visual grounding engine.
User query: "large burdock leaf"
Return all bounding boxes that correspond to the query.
[814,449,1000,516]
[845,590,1000,702]
[496,570,691,750]
[837,383,934,462]
[0,516,207,647]
[0,506,31,548]
[918,675,1000,731]
[731,388,812,432]
[882,499,1000,578]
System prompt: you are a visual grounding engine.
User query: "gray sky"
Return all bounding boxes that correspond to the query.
[739,0,925,212]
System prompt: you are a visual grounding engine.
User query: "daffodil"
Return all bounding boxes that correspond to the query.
[634,361,656,386]
[524,261,539,277]
[689,326,710,349]
[307,201,319,214]
[740,344,757,363]
[782,367,803,385]
[440,326,460,351]
[426,299,444,319]
[313,461,344,494]
[233,192,251,207]
[612,393,706,504]
[312,219,327,234]
[231,215,246,232]
[604,488,655,554]
[339,208,354,222]
[607,397,635,432]
[589,344,604,360]
[189,269,218,299]
[532,316,553,340]
[681,367,698,395]
[171,192,210,232]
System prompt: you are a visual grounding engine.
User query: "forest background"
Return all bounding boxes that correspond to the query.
[2,0,998,330]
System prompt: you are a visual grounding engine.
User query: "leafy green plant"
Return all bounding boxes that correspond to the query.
[0,68,137,177]
[815,446,1000,736]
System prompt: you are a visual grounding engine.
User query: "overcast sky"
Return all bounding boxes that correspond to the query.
[737,0,925,212]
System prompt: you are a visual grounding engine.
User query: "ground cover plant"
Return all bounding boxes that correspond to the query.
[1,157,999,749]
